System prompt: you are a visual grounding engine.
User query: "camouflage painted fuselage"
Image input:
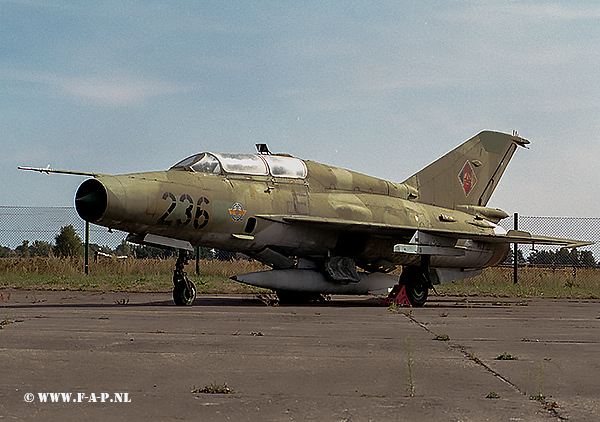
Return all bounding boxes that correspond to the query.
[76,152,508,272]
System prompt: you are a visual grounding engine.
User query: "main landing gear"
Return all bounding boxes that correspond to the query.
[399,265,429,307]
[173,249,197,306]
[382,257,432,307]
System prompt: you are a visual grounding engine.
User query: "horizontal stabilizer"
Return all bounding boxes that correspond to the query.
[420,229,594,249]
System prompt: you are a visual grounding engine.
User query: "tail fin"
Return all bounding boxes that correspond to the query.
[403,131,529,209]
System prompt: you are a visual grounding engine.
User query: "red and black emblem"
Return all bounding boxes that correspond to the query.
[458,160,477,196]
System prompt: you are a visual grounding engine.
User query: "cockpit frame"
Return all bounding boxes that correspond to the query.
[171,152,307,179]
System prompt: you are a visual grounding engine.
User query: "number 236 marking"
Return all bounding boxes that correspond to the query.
[157,192,210,229]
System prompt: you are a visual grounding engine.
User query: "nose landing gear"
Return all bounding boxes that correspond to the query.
[173,249,197,306]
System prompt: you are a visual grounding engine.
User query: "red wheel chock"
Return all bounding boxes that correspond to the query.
[380,284,411,307]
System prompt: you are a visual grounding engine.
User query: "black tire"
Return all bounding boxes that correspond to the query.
[173,281,196,306]
[400,266,429,307]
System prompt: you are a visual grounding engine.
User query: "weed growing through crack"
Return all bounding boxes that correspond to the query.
[387,303,399,312]
[191,382,234,394]
[468,349,482,364]
[405,336,416,397]
[433,334,450,341]
[486,392,500,399]
[496,352,518,360]
[531,362,545,401]
[528,362,560,411]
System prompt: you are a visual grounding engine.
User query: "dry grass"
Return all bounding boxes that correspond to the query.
[0,258,599,299]
[435,266,600,299]
[0,257,268,294]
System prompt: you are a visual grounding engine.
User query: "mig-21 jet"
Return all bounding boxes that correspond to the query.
[20,131,591,306]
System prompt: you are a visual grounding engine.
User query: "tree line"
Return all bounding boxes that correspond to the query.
[505,247,597,268]
[1,224,597,267]
[0,225,235,260]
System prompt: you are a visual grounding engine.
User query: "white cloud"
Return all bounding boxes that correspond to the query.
[1,69,192,106]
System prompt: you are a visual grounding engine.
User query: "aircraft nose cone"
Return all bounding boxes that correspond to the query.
[75,178,108,222]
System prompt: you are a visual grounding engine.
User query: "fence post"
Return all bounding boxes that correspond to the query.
[513,212,518,284]
[84,220,90,275]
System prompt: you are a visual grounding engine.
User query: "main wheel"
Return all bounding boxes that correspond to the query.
[400,266,429,307]
[173,281,196,306]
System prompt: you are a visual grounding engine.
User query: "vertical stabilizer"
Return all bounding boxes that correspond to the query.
[403,131,529,209]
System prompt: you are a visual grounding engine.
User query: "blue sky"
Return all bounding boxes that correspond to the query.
[2,1,600,217]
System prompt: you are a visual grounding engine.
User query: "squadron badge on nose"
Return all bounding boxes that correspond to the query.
[229,203,246,221]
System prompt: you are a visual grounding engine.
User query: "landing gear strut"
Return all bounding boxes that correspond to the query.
[173,249,196,306]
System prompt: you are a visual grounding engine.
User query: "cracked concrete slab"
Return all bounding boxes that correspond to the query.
[0,291,597,421]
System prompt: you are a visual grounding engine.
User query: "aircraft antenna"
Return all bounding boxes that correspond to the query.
[255,144,271,155]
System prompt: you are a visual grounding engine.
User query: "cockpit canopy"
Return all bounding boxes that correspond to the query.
[171,152,307,179]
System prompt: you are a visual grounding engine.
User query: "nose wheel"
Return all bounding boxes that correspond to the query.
[173,249,197,306]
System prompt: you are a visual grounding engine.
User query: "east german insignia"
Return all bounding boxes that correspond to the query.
[229,203,246,222]
[458,161,477,196]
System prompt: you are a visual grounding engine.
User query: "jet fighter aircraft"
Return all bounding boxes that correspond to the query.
[20,131,591,306]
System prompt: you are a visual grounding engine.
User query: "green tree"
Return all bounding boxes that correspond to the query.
[505,249,526,265]
[130,244,176,259]
[54,225,83,258]
[580,250,597,268]
[529,250,554,266]
[0,245,14,258]
[29,240,53,257]
[15,240,30,258]
[555,248,578,265]
[114,239,131,257]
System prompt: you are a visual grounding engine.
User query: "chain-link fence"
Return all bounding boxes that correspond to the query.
[498,215,600,267]
[0,206,127,255]
[1,205,599,266]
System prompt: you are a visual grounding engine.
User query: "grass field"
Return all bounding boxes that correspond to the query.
[435,266,600,299]
[0,257,599,299]
[0,257,269,294]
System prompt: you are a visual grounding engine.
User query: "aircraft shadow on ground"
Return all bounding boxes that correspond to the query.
[5,294,521,310]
